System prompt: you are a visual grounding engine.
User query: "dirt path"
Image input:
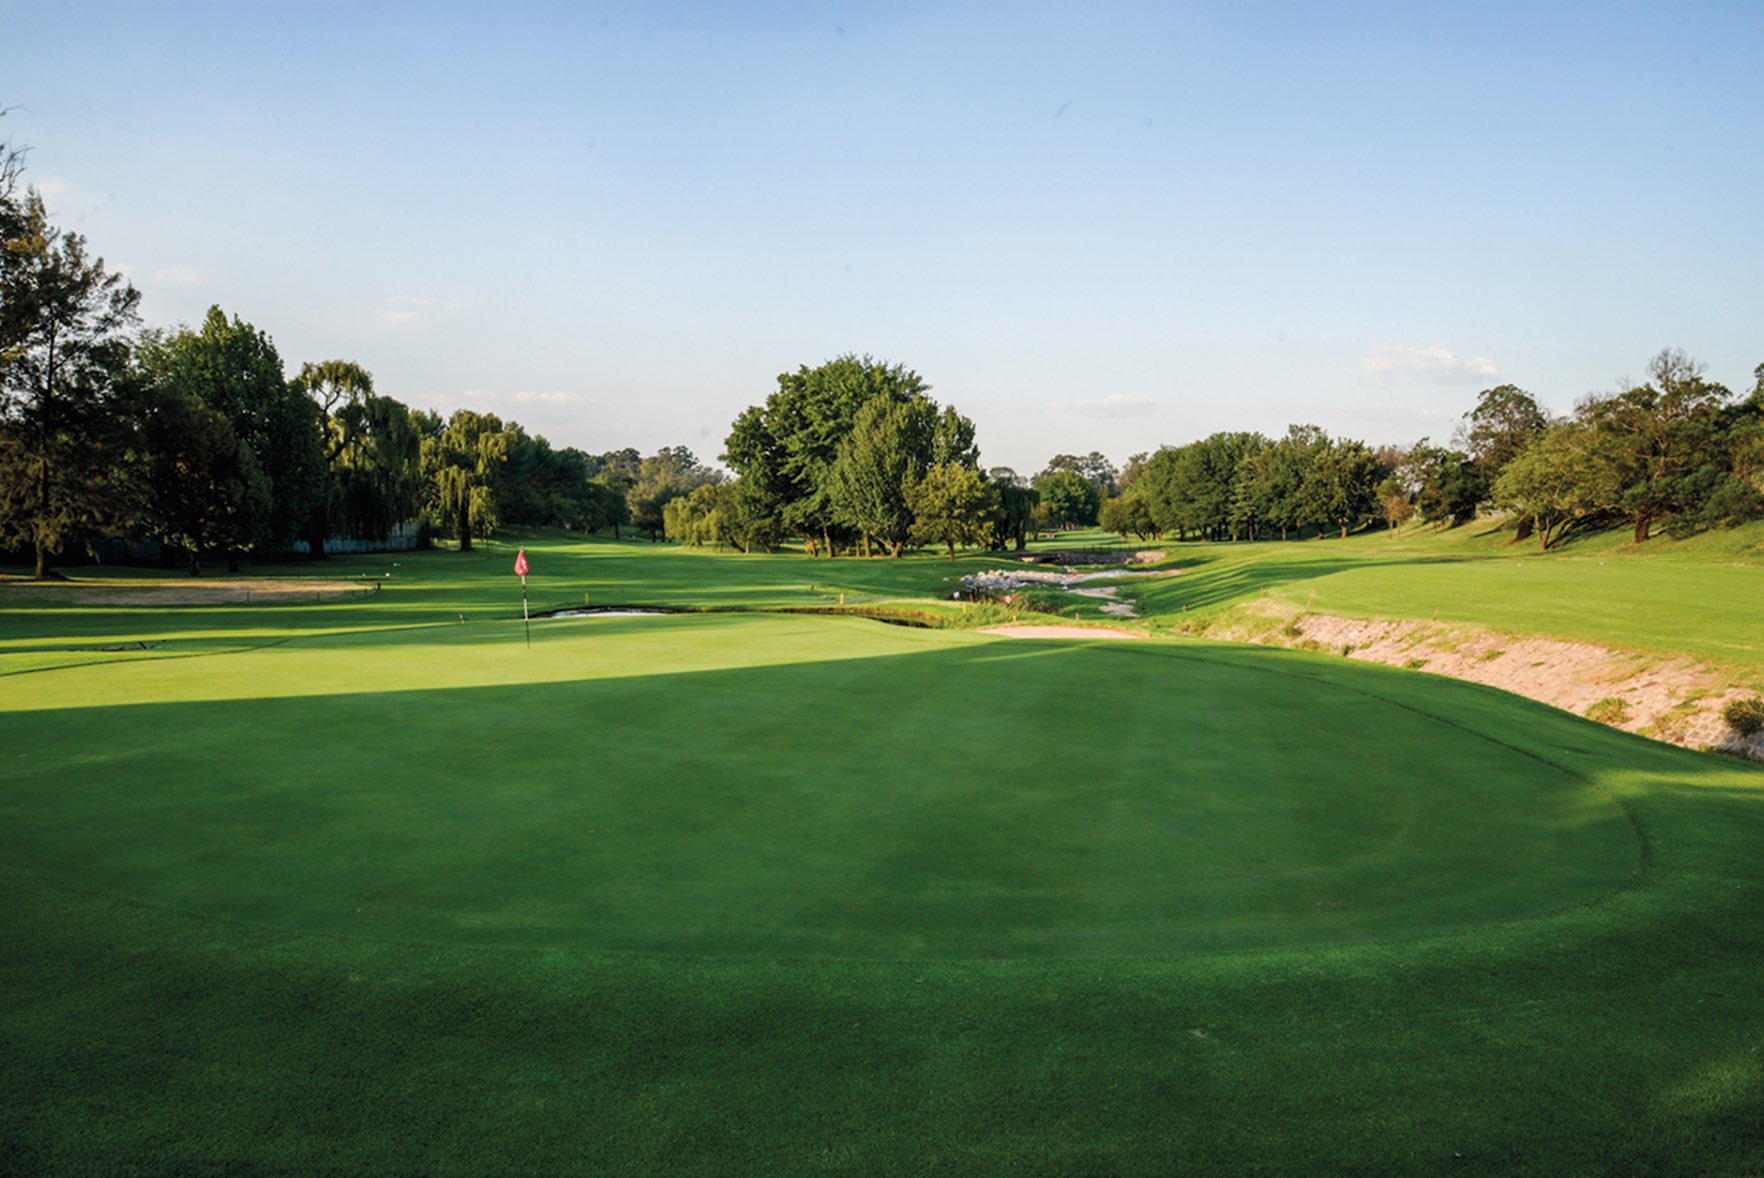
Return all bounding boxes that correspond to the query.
[1209,602,1764,760]
[0,578,378,606]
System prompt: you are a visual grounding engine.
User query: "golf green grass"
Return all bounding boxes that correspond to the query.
[4,535,1763,1172]
[2,615,1637,958]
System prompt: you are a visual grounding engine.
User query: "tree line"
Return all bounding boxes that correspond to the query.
[0,137,718,577]
[6,121,1758,572]
[1091,352,1764,550]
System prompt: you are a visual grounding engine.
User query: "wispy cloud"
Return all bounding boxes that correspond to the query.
[153,266,202,286]
[459,389,578,407]
[382,295,433,326]
[1058,394,1155,418]
[1359,344,1497,386]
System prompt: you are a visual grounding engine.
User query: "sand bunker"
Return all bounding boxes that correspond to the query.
[0,577,377,606]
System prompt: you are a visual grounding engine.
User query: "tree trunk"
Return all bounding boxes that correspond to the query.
[459,512,473,552]
[34,337,56,582]
[822,527,832,559]
[1633,510,1650,543]
[310,505,328,560]
[1513,516,1534,543]
[189,550,201,576]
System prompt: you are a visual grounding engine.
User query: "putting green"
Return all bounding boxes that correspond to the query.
[0,614,1638,958]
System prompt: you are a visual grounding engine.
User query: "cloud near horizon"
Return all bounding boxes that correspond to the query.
[381,295,432,326]
[460,389,578,408]
[1058,394,1155,418]
[1359,344,1498,386]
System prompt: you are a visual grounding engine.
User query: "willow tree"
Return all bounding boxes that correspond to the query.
[422,409,509,551]
[297,360,419,556]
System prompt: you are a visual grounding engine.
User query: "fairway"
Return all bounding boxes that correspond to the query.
[1,615,1638,958]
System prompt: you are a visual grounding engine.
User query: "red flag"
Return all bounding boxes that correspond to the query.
[513,549,529,578]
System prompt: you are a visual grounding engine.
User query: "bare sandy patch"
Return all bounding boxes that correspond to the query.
[1208,600,1764,760]
[976,624,1147,640]
[0,577,376,606]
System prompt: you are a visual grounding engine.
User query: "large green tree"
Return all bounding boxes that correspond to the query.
[722,355,934,557]
[628,447,719,542]
[1099,490,1158,541]
[143,390,270,573]
[497,429,595,531]
[1033,468,1100,529]
[1458,385,1549,478]
[1493,422,1613,550]
[827,396,936,557]
[1039,451,1119,497]
[1301,438,1381,538]
[0,190,144,578]
[992,481,1040,551]
[1576,349,1732,542]
[910,462,999,559]
[154,307,325,553]
[1402,438,1486,527]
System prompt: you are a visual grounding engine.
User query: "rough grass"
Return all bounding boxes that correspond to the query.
[1123,518,1764,675]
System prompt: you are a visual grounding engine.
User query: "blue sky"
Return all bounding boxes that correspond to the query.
[7,1,1761,473]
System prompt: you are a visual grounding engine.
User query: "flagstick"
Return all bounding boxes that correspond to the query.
[522,573,530,649]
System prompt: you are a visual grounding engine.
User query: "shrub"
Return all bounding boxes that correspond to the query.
[1585,697,1631,725]
[1723,697,1764,737]
[945,601,1021,629]
[1016,586,1078,615]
